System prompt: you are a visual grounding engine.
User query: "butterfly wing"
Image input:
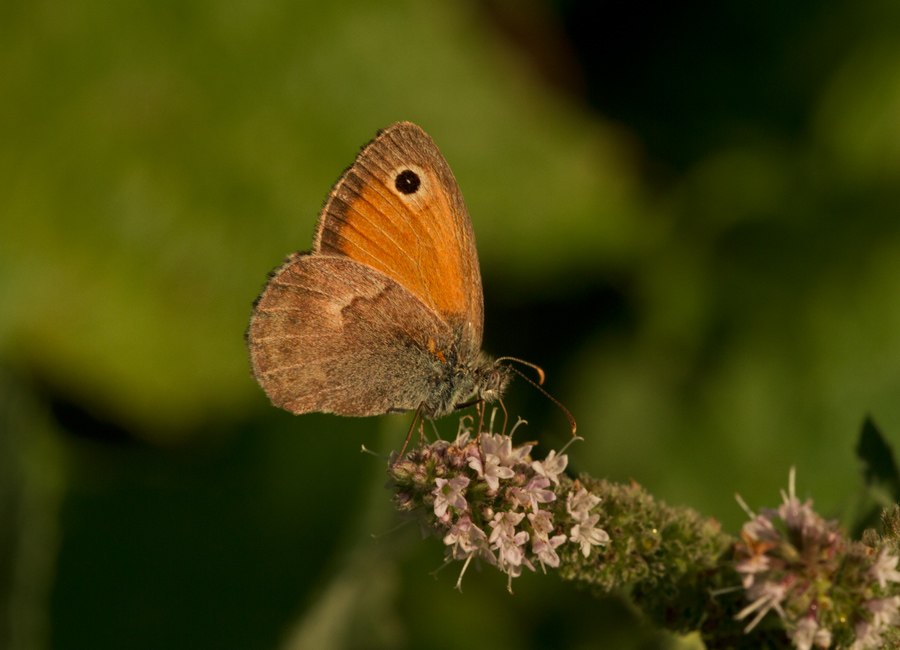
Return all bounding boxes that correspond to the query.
[247,254,458,416]
[313,122,484,360]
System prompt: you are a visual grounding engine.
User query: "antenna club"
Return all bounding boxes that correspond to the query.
[495,356,546,385]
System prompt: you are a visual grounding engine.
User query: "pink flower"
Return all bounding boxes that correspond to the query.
[510,476,556,512]
[527,510,556,540]
[734,551,773,589]
[869,547,900,590]
[488,511,525,540]
[850,598,900,650]
[566,487,601,523]
[865,596,900,628]
[467,450,514,491]
[736,579,788,633]
[433,476,470,519]
[789,615,831,650]
[443,514,494,563]
[569,514,610,558]
[532,536,566,570]
[741,513,781,543]
[480,433,513,464]
[488,511,533,582]
[532,450,568,486]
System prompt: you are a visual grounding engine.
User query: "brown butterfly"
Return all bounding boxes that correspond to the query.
[246,122,522,431]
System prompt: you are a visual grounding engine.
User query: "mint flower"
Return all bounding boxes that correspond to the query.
[789,614,832,650]
[734,467,900,649]
[386,416,899,650]
[433,476,469,519]
[566,487,601,522]
[387,414,608,592]
[532,536,566,570]
[569,512,610,558]
[488,511,532,579]
[443,513,492,562]
[851,597,900,650]
[532,449,568,485]
[467,449,514,491]
[528,509,568,570]
[481,431,529,467]
[736,578,789,632]
[509,476,556,512]
[869,546,900,590]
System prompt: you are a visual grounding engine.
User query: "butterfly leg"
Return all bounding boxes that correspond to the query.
[396,401,428,461]
[474,399,488,464]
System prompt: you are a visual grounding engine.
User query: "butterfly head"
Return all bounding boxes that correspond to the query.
[471,354,513,405]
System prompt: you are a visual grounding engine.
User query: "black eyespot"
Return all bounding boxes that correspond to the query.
[394,169,420,194]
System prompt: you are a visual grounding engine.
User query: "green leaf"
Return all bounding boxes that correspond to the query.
[856,416,900,498]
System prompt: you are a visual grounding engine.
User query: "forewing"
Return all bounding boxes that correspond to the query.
[313,122,484,357]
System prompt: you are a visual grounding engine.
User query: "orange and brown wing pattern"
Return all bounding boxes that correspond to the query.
[313,122,484,352]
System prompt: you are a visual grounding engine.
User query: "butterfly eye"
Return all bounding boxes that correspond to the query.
[394,169,421,195]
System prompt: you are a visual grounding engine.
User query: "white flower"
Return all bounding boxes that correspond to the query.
[850,620,875,650]
[789,615,832,650]
[532,536,566,570]
[869,547,900,590]
[480,433,512,463]
[569,513,609,557]
[813,627,832,649]
[477,432,532,466]
[527,510,556,541]
[525,509,567,570]
[505,442,534,465]
[865,596,900,628]
[452,428,472,448]
[447,516,497,592]
[510,476,556,512]
[736,579,788,633]
[848,599,899,650]
[467,451,514,491]
[488,511,525,541]
[443,514,491,561]
[741,513,781,543]
[768,466,835,544]
[496,530,529,568]
[735,552,772,589]
[488,511,533,583]
[433,476,469,518]
[790,616,816,650]
[532,450,568,486]
[566,487,601,523]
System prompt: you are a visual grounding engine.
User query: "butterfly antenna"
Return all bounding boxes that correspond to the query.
[502,364,577,436]
[495,357,545,385]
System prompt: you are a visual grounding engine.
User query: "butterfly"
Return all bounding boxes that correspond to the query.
[246,122,519,430]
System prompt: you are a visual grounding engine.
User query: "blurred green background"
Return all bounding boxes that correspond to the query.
[2,0,900,648]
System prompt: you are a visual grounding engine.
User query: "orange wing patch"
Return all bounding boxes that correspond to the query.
[333,175,468,318]
[314,123,483,341]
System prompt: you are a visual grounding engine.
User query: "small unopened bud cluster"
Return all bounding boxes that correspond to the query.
[388,420,607,592]
[734,468,900,650]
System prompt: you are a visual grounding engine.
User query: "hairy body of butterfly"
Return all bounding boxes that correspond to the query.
[247,122,511,419]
